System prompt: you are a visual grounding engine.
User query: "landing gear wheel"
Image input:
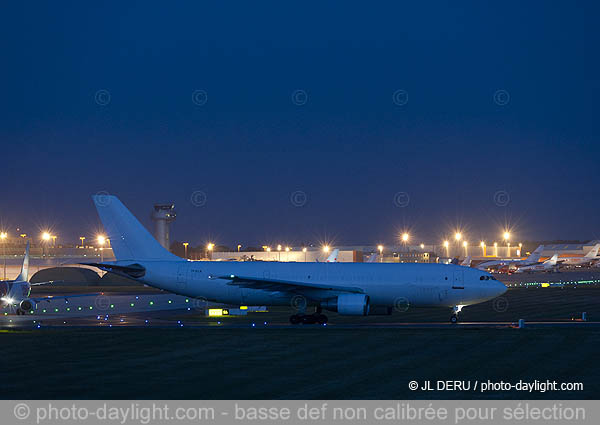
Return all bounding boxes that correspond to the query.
[289,314,301,325]
[450,314,458,324]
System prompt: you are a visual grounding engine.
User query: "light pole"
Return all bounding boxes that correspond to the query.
[0,232,7,280]
[183,242,189,259]
[402,233,409,252]
[378,245,383,263]
[480,241,486,257]
[237,244,242,252]
[493,242,498,257]
[97,235,106,262]
[206,243,214,260]
[443,240,449,258]
[51,235,57,247]
[277,244,282,261]
[463,241,468,257]
[42,232,51,257]
[302,247,307,262]
[79,236,86,248]
[454,232,462,258]
[503,232,510,257]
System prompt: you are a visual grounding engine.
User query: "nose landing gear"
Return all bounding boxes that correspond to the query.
[450,305,464,324]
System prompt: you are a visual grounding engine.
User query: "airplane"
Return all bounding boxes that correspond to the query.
[366,253,378,263]
[513,253,559,273]
[0,242,88,315]
[477,245,544,271]
[87,195,507,324]
[325,249,339,263]
[557,244,600,267]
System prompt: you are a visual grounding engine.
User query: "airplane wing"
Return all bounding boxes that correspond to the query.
[29,280,63,286]
[81,262,146,278]
[218,275,364,295]
[31,293,102,303]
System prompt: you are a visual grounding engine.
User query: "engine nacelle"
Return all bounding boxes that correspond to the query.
[19,299,36,312]
[321,294,370,316]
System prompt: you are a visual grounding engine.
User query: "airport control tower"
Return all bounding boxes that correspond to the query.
[151,203,176,250]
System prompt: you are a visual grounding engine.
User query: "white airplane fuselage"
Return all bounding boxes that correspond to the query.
[122,260,506,309]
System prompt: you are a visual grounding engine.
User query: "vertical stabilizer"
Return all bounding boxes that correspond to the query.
[15,241,30,282]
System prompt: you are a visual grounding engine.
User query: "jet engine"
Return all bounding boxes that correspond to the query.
[19,299,36,312]
[321,294,370,316]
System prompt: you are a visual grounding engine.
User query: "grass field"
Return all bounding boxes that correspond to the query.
[1,287,599,400]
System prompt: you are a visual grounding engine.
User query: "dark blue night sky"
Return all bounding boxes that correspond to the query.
[1,1,599,247]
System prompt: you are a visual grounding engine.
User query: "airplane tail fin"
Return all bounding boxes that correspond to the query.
[584,244,600,258]
[527,245,544,262]
[326,248,339,263]
[547,253,558,265]
[92,195,182,262]
[460,255,472,267]
[15,241,30,282]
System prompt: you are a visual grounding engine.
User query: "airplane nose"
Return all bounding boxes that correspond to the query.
[495,281,508,297]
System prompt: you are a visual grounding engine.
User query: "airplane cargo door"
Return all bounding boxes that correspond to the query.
[176,264,188,291]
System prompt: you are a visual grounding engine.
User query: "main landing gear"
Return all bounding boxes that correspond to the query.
[289,306,328,325]
[450,305,464,324]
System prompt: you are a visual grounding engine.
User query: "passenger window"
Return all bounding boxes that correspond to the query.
[480,276,485,280]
